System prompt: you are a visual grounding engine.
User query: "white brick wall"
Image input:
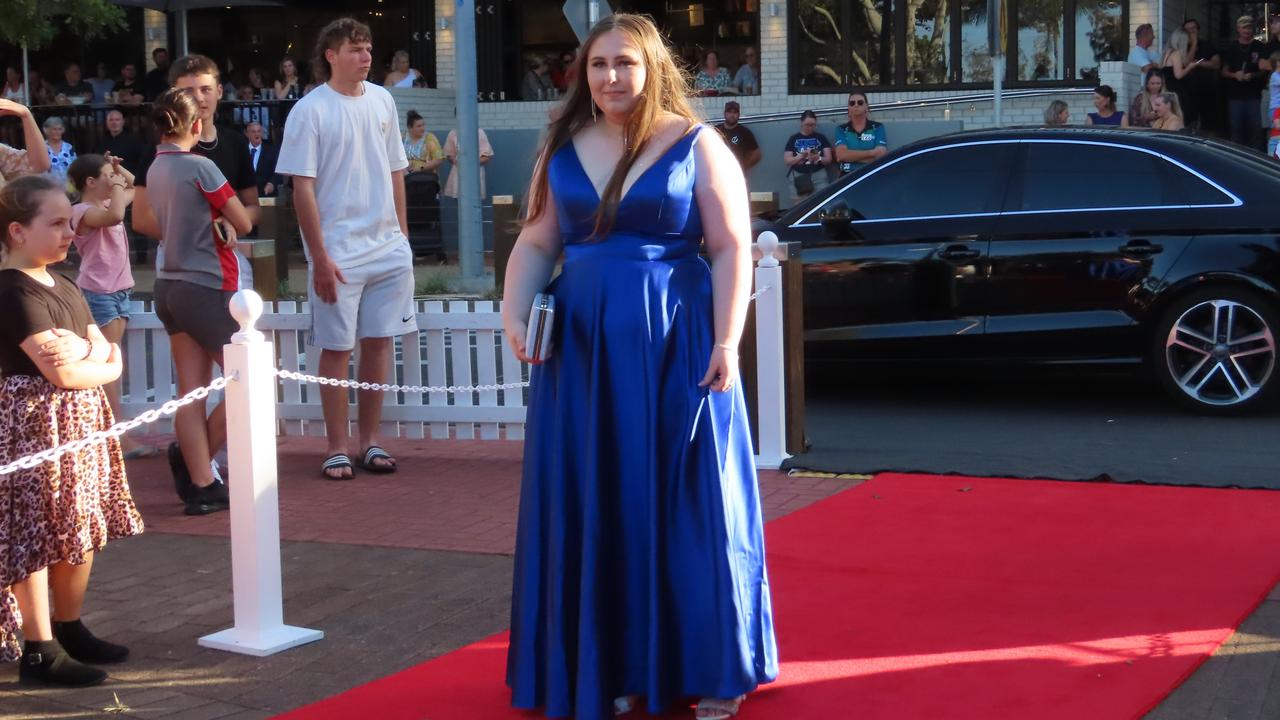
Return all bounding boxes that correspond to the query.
[389,88,457,131]
[435,0,455,91]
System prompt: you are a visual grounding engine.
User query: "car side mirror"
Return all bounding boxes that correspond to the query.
[820,207,853,241]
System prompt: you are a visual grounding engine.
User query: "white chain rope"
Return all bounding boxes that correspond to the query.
[273,368,530,394]
[0,375,235,476]
[2,291,778,475]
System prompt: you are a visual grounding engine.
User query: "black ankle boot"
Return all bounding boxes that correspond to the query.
[19,639,107,686]
[53,619,130,664]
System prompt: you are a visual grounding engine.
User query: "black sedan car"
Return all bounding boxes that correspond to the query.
[763,127,1280,414]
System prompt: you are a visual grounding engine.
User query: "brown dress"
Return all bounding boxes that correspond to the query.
[0,270,143,662]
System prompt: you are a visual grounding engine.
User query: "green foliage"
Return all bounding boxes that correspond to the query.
[417,272,452,296]
[0,0,126,51]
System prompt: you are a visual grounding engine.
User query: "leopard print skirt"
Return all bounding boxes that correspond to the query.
[0,375,144,662]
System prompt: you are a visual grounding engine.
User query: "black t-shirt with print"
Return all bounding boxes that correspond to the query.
[783,131,832,174]
[136,124,256,193]
[716,122,759,168]
[0,270,93,378]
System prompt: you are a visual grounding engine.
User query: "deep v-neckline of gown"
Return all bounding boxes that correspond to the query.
[568,127,698,208]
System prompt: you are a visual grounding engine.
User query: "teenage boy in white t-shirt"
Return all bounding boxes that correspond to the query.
[276,17,413,480]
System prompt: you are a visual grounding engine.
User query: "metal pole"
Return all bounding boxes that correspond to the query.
[176,9,190,56]
[993,55,1003,127]
[455,0,485,284]
[21,46,30,107]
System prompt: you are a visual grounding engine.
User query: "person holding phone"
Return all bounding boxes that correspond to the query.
[782,109,832,206]
[1222,15,1268,148]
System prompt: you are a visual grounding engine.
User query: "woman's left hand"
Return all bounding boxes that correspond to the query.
[38,328,90,367]
[699,345,739,393]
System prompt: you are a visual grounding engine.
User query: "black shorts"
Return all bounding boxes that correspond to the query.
[153,279,237,356]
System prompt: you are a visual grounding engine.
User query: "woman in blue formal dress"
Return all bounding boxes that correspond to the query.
[501,13,777,720]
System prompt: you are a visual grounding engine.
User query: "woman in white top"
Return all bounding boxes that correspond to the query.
[2,67,24,102]
[383,50,421,88]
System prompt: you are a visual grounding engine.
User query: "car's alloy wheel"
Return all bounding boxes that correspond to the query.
[1164,298,1276,408]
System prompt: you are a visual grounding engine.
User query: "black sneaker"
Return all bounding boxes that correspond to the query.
[184,479,230,516]
[168,442,194,503]
[19,640,107,687]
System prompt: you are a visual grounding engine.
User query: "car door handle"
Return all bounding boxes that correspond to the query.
[1120,240,1163,258]
[938,244,981,262]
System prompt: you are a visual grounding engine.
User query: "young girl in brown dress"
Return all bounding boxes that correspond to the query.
[0,174,144,686]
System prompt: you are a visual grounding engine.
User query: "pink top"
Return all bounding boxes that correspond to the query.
[71,201,134,294]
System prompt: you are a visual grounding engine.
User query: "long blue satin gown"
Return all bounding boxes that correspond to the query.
[507,125,778,719]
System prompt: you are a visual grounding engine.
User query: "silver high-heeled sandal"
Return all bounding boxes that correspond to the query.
[694,695,745,720]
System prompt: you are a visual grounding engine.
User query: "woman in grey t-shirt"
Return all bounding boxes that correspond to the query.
[145,88,252,516]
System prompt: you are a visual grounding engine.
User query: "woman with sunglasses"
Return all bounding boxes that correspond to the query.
[833,90,886,176]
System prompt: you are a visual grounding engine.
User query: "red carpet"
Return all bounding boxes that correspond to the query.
[276,473,1280,719]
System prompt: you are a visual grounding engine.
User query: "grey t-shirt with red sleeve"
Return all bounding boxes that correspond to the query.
[146,143,238,291]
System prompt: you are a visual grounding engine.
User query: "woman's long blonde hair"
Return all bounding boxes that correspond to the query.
[524,13,702,239]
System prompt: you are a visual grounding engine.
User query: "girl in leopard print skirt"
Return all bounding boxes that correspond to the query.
[0,175,143,686]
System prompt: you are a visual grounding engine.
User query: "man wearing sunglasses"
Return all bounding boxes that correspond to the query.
[834,91,887,175]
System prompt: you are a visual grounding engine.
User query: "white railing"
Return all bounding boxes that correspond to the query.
[121,298,529,441]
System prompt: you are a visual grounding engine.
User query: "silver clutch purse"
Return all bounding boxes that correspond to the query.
[525,292,555,363]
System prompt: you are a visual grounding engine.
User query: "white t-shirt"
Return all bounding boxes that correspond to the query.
[275,81,409,269]
[1128,46,1159,69]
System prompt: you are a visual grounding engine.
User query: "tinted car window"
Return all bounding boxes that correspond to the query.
[1018,142,1182,211]
[828,143,1014,220]
[1163,163,1235,205]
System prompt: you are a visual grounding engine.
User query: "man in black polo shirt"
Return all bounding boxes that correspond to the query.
[131,54,260,511]
[715,100,760,173]
[1221,15,1267,149]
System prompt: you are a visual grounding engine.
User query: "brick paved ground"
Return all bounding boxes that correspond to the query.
[0,437,853,719]
[0,437,1276,719]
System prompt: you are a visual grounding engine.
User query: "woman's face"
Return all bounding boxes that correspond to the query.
[249,69,263,86]
[409,119,425,138]
[5,68,18,84]
[9,191,74,265]
[1058,108,1070,124]
[45,124,63,142]
[282,59,295,77]
[1093,93,1106,111]
[704,51,719,70]
[800,116,817,135]
[587,30,646,122]
[394,54,409,72]
[1153,96,1169,117]
[1147,75,1164,94]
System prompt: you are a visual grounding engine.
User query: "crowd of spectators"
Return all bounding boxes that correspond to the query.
[1110,14,1280,153]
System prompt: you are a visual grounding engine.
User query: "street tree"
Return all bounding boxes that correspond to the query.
[0,0,126,50]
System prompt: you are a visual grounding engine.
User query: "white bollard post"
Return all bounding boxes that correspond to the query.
[199,290,324,656]
[753,231,790,470]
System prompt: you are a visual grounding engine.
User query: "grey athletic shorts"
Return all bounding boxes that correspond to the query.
[153,279,238,357]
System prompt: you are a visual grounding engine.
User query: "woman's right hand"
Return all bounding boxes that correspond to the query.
[504,317,534,363]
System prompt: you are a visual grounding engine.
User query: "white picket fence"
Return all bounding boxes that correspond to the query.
[121,298,528,440]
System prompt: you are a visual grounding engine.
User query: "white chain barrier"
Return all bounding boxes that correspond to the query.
[273,368,530,394]
[0,374,235,476]
[2,288,773,475]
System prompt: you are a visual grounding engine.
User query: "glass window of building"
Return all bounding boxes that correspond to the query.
[907,0,950,85]
[793,0,895,88]
[477,1,763,101]
[1074,0,1124,83]
[793,0,1128,91]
